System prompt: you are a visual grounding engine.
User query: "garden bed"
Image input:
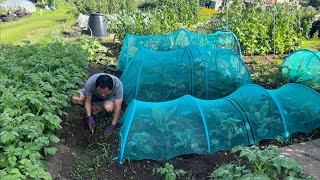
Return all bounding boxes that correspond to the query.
[46,56,320,179]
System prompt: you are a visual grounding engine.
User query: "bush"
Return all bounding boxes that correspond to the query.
[138,0,158,9]
[74,0,138,15]
[158,0,199,25]
[48,0,69,9]
[299,6,319,39]
[0,0,36,14]
[204,0,306,55]
[106,9,180,42]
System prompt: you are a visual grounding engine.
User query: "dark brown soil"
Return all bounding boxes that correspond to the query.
[45,54,320,180]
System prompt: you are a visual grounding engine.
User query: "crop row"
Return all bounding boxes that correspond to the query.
[0,40,89,179]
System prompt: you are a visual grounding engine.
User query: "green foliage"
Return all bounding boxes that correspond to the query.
[149,106,177,133]
[103,0,199,42]
[174,129,199,150]
[158,0,199,25]
[309,0,320,8]
[298,7,318,39]
[138,0,159,9]
[153,162,187,180]
[202,0,318,55]
[209,112,246,147]
[74,0,138,15]
[0,41,89,179]
[311,30,319,40]
[249,57,290,89]
[72,36,115,65]
[209,145,315,179]
[209,164,254,179]
[107,9,180,42]
[127,132,153,154]
[47,0,69,9]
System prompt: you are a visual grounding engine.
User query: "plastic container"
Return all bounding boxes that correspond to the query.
[88,12,107,37]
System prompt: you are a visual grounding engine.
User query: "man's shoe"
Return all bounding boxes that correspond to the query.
[105,124,116,134]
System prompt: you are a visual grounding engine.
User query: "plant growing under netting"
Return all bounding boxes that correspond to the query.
[117,28,241,71]
[282,49,320,90]
[208,110,248,149]
[118,83,320,164]
[120,46,251,103]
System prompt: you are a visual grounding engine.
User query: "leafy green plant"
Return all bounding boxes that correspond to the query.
[174,129,199,151]
[286,103,320,132]
[72,36,115,65]
[149,105,177,133]
[210,145,314,179]
[153,162,187,180]
[109,9,180,42]
[0,40,89,179]
[299,7,318,39]
[158,0,199,26]
[249,57,289,89]
[209,164,255,179]
[206,0,310,55]
[243,94,284,140]
[209,111,247,147]
[127,132,153,155]
[74,0,137,15]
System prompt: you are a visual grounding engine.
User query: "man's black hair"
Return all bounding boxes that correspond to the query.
[96,75,113,89]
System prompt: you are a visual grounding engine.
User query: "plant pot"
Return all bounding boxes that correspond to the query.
[1,16,13,22]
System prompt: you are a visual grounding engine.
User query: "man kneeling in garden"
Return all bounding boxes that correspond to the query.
[70,73,123,134]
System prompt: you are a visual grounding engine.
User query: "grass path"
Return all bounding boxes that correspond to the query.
[301,39,320,51]
[0,4,76,45]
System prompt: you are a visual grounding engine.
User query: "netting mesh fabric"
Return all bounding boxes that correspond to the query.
[282,49,320,90]
[118,84,320,163]
[120,46,251,103]
[117,29,241,71]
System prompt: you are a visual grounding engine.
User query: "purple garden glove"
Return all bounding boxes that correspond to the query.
[87,116,95,134]
[105,124,116,134]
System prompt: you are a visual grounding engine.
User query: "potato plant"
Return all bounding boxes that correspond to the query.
[0,41,89,179]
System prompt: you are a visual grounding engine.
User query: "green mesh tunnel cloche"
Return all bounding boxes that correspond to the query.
[282,49,320,90]
[120,46,251,103]
[117,29,242,71]
[118,84,320,164]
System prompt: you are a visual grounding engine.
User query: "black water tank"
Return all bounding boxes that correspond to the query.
[88,12,107,37]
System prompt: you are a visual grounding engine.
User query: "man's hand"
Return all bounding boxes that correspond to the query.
[87,115,95,134]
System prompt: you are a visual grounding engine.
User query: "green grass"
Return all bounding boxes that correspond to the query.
[0,4,76,45]
[301,39,320,51]
[198,8,219,23]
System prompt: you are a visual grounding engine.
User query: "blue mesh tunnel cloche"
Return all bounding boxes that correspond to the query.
[120,46,251,103]
[118,84,320,164]
[282,49,320,90]
[117,29,242,71]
